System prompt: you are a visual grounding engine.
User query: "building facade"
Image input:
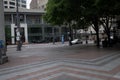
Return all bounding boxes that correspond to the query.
[4,0,26,9]
[4,8,68,44]
[30,0,48,10]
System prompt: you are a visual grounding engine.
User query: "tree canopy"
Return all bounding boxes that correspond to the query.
[44,0,120,25]
[44,0,120,46]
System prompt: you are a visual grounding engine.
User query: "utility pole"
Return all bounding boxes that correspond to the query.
[16,0,22,51]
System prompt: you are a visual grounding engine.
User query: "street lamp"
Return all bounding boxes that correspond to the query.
[16,0,22,51]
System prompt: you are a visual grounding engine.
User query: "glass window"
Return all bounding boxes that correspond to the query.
[19,15,24,23]
[10,6,15,8]
[21,0,26,4]
[4,1,8,4]
[18,0,20,2]
[4,6,8,8]
[18,4,20,7]
[5,15,11,24]
[9,2,15,5]
[30,27,42,34]
[22,5,26,8]
[45,27,52,33]
[35,18,41,24]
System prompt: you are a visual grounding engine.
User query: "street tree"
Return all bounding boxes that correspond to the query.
[79,0,101,47]
[44,0,82,45]
[80,0,120,47]
[44,0,120,47]
[97,0,120,46]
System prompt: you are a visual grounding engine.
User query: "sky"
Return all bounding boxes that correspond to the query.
[26,0,32,9]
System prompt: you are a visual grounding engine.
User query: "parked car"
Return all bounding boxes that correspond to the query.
[71,39,82,44]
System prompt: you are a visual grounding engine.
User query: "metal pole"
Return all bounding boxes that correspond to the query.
[16,0,22,51]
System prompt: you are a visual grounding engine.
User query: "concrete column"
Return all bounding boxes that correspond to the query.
[0,0,5,41]
[11,14,14,23]
[11,24,15,44]
[24,14,26,23]
[24,24,28,43]
[0,0,8,64]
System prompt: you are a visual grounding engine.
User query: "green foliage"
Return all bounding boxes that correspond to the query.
[44,0,120,46]
[5,26,11,41]
[97,0,120,15]
[44,0,82,26]
[44,0,120,28]
[44,0,65,25]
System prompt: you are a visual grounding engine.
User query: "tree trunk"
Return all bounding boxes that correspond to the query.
[68,24,72,46]
[105,17,112,47]
[92,17,100,47]
[107,30,111,47]
[96,26,100,47]
[74,26,77,39]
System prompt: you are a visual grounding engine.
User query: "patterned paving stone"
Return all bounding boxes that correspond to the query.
[0,53,120,80]
[49,75,85,80]
[0,44,120,80]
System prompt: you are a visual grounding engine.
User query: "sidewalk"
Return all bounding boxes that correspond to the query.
[0,43,120,80]
[7,42,69,48]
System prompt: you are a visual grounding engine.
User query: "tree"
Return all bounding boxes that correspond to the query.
[97,0,120,46]
[44,0,101,46]
[44,0,120,47]
[79,0,101,47]
[44,0,64,25]
[81,0,120,47]
[44,0,82,46]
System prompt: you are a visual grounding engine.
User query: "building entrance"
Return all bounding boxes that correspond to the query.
[11,24,28,44]
[14,28,25,44]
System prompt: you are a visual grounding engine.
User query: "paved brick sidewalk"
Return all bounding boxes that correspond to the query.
[0,43,120,80]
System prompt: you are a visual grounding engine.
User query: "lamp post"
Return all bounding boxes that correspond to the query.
[16,0,22,51]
